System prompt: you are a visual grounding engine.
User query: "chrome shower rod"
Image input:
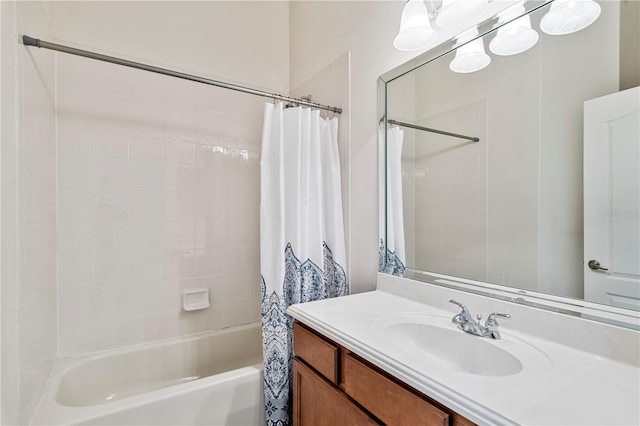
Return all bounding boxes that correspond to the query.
[21,35,342,115]
[384,118,479,142]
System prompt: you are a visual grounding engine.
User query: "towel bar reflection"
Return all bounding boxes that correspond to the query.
[382,118,480,142]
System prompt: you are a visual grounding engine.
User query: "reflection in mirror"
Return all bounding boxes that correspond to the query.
[381,0,640,315]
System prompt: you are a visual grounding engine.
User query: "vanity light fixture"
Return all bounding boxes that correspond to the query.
[449,27,491,73]
[393,0,490,52]
[394,0,602,62]
[393,0,438,51]
[489,2,539,56]
[436,0,489,28]
[540,0,601,35]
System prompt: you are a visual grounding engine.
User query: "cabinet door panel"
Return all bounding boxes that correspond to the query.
[343,354,449,426]
[293,358,378,426]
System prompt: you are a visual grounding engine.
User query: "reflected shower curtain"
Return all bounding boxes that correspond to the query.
[260,102,348,426]
[378,123,406,275]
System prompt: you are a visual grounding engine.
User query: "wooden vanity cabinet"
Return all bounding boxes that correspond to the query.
[293,322,476,426]
[293,359,379,426]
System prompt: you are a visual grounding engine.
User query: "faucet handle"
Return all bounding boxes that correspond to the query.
[449,299,470,325]
[485,312,511,327]
[449,299,468,312]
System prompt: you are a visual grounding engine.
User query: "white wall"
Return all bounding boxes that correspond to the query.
[620,0,640,90]
[53,1,289,357]
[0,3,20,423]
[53,1,289,94]
[1,1,58,423]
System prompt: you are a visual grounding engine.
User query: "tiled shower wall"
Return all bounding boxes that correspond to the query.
[18,30,57,421]
[56,54,265,357]
[1,1,57,423]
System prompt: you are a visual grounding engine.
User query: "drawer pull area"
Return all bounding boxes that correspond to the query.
[294,323,339,384]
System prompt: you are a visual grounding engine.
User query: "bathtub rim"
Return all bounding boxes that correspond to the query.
[31,322,264,425]
[56,322,263,375]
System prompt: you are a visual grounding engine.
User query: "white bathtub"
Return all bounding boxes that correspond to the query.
[31,323,264,425]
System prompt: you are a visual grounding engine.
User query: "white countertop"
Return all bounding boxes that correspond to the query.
[287,290,640,426]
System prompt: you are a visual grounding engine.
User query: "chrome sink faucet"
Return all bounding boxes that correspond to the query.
[449,299,511,340]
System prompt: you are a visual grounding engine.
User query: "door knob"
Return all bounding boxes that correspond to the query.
[588,260,608,271]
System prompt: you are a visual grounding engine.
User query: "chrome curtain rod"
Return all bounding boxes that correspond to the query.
[21,35,343,115]
[383,118,479,142]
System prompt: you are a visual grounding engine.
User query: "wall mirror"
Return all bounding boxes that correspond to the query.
[379,0,640,328]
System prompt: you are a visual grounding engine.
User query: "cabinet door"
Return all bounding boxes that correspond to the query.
[343,354,449,426]
[293,358,378,426]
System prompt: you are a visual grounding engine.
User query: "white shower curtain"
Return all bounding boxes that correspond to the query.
[378,123,406,275]
[260,102,347,426]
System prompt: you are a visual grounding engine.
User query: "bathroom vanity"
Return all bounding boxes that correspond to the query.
[288,274,640,425]
[293,321,474,426]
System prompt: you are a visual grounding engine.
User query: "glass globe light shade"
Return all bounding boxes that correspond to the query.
[449,27,491,73]
[394,0,438,51]
[489,4,539,56]
[540,0,601,36]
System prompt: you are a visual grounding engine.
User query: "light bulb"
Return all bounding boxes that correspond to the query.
[450,27,491,73]
[540,0,601,36]
[394,0,438,51]
[489,3,539,56]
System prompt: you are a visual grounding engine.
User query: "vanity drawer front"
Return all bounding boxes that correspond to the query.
[293,359,379,426]
[294,322,339,384]
[343,353,449,426]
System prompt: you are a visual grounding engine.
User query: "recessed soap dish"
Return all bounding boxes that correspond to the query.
[182,288,210,311]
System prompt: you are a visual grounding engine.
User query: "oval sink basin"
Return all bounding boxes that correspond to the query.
[383,322,522,376]
[373,313,551,377]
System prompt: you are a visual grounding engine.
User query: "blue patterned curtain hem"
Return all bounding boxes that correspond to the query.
[261,242,347,426]
[378,238,405,276]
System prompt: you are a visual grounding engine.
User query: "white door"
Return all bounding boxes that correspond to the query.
[584,87,640,311]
